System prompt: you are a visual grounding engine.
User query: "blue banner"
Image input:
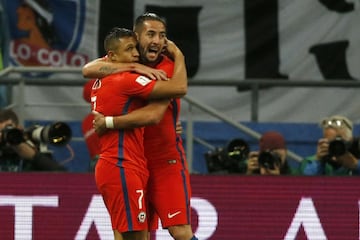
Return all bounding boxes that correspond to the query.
[3,0,98,67]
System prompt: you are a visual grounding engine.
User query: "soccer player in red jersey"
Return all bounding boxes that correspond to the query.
[83,13,198,240]
[91,27,187,240]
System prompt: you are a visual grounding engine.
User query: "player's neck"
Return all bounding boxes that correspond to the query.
[142,55,163,68]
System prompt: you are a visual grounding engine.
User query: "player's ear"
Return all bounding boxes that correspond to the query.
[134,32,139,41]
[107,51,116,61]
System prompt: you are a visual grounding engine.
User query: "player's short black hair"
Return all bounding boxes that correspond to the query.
[104,27,136,52]
[134,12,167,32]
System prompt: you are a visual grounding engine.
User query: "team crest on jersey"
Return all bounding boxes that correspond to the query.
[137,211,146,223]
[135,76,152,86]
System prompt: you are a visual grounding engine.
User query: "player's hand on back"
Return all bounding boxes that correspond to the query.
[134,63,168,81]
[92,111,107,136]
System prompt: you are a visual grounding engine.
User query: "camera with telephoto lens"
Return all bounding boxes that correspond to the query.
[1,122,72,146]
[25,122,72,146]
[205,138,250,174]
[258,151,282,170]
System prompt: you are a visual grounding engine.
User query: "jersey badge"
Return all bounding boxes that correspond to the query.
[137,211,147,223]
[135,76,152,86]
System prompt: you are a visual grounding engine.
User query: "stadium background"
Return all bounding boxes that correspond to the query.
[1,0,360,239]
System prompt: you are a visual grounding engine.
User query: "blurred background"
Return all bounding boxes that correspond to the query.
[1,0,360,173]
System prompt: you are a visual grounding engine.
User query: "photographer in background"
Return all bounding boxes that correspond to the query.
[299,115,360,175]
[246,131,295,175]
[0,109,67,172]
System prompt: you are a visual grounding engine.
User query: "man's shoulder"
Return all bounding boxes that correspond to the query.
[157,55,174,66]
[156,55,175,76]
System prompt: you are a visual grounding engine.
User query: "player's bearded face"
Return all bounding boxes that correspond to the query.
[137,21,166,64]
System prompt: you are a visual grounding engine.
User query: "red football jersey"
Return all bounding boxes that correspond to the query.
[144,55,188,170]
[145,55,192,229]
[91,71,155,175]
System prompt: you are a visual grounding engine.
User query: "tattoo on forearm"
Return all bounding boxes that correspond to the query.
[99,66,118,75]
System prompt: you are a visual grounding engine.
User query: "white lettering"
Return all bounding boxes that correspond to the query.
[17,43,31,60]
[10,41,88,66]
[284,197,327,240]
[136,189,144,209]
[74,195,112,240]
[38,48,49,64]
[49,50,62,66]
[71,53,87,66]
[192,197,218,239]
[10,41,17,58]
[4,194,338,239]
[0,195,58,240]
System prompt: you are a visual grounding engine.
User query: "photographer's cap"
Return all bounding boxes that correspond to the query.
[320,115,353,131]
[259,131,286,151]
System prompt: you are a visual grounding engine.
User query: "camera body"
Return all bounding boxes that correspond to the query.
[321,137,360,169]
[328,137,360,158]
[258,151,282,170]
[205,138,250,174]
[0,125,25,146]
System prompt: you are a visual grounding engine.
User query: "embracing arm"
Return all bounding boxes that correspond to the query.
[93,99,169,135]
[148,39,188,99]
[82,58,168,80]
[82,58,133,78]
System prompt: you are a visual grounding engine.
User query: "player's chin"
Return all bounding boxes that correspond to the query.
[146,52,160,61]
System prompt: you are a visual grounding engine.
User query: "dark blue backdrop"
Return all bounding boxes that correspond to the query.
[25,120,360,173]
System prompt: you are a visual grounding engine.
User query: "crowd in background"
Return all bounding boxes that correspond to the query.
[205,115,360,176]
[1,105,358,176]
